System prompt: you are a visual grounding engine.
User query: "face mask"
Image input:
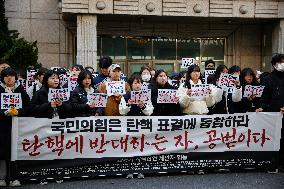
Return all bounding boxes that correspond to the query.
[275,63,284,72]
[142,74,151,82]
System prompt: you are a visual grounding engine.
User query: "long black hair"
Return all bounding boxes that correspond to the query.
[184,64,202,89]
[42,70,60,88]
[240,68,258,85]
[77,69,94,88]
[212,64,228,84]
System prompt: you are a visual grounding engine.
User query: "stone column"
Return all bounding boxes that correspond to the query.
[272,19,284,54]
[77,15,97,69]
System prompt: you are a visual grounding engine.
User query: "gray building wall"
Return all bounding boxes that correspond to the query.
[5,0,74,68]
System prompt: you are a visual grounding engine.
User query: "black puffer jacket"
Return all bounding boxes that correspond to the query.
[0,84,30,160]
[30,86,72,118]
[259,70,284,112]
[70,86,100,117]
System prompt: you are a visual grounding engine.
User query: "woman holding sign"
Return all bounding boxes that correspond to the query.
[70,70,103,117]
[236,68,260,113]
[30,70,72,119]
[0,67,30,187]
[150,69,181,116]
[178,64,222,115]
[119,73,154,116]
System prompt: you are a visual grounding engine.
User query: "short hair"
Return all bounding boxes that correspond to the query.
[72,64,84,71]
[128,73,142,88]
[205,59,215,68]
[34,67,48,79]
[0,60,9,65]
[42,70,60,88]
[228,65,241,74]
[139,65,151,75]
[98,56,112,69]
[271,53,284,65]
[240,68,258,85]
[77,69,94,88]
[1,67,18,83]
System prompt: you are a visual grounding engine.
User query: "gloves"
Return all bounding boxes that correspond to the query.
[4,107,19,116]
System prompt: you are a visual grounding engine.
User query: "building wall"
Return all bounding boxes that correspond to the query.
[5,0,74,68]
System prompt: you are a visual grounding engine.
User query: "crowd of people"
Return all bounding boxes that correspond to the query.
[0,53,283,186]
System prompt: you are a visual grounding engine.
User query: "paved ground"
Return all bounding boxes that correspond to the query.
[6,171,284,189]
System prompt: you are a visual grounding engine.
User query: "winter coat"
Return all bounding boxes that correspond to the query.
[150,82,182,116]
[208,87,242,114]
[178,79,222,115]
[0,84,30,160]
[119,92,154,116]
[69,86,101,117]
[30,86,72,118]
[259,70,284,112]
[98,81,131,116]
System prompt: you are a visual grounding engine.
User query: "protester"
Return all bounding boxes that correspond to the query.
[0,67,30,187]
[236,68,260,113]
[178,64,222,115]
[119,73,154,116]
[85,66,94,74]
[30,70,71,119]
[140,65,152,83]
[209,65,242,114]
[70,70,102,117]
[150,69,181,116]
[71,64,83,77]
[98,64,131,116]
[93,56,112,89]
[26,67,48,100]
[228,65,241,75]
[256,53,284,171]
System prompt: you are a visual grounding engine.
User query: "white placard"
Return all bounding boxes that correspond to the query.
[87,93,108,107]
[130,89,151,104]
[181,58,195,68]
[48,88,70,102]
[1,93,22,109]
[191,84,211,97]
[106,81,126,96]
[157,89,178,103]
[217,73,239,89]
[68,77,78,92]
[244,85,265,98]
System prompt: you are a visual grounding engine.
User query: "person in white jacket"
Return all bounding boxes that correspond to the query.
[178,64,222,115]
[119,73,154,116]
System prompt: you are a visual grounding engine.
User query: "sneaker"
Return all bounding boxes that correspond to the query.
[267,169,278,174]
[126,174,133,179]
[197,170,205,175]
[40,179,48,185]
[0,180,7,187]
[216,168,230,173]
[55,179,64,184]
[9,180,21,187]
[137,173,144,179]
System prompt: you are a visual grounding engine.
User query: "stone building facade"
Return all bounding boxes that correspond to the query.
[5,0,284,75]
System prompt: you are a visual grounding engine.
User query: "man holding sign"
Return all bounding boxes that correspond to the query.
[98,64,131,116]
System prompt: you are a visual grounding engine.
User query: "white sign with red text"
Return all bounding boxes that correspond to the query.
[244,85,265,98]
[130,89,151,104]
[87,93,108,107]
[157,89,178,103]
